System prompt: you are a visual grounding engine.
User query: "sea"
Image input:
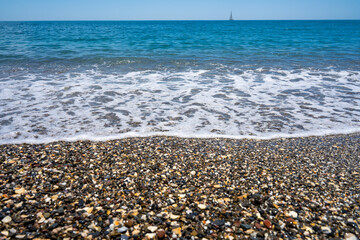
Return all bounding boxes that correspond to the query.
[0,20,359,144]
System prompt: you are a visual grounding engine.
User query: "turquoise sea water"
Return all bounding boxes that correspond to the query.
[0,21,360,143]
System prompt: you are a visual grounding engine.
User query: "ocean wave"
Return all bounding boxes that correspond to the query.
[1,68,360,144]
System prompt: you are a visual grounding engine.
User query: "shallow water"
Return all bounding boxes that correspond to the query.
[1,20,360,143]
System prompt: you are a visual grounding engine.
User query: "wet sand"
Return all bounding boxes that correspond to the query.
[0,134,359,239]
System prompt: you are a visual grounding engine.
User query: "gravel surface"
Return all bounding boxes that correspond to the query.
[0,134,359,239]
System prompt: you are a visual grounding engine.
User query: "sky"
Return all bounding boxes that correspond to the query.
[0,0,359,21]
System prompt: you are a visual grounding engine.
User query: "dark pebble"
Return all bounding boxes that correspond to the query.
[47,223,59,230]
[157,229,166,239]
[212,220,225,227]
[240,224,252,230]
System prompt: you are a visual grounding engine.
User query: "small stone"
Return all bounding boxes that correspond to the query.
[124,219,134,228]
[191,230,198,236]
[157,229,166,239]
[1,231,9,236]
[321,226,331,234]
[254,223,262,230]
[15,188,26,194]
[225,235,235,240]
[88,223,101,231]
[169,213,180,220]
[15,235,26,239]
[172,227,182,236]
[147,226,158,233]
[233,221,241,228]
[117,226,128,233]
[48,223,59,230]
[190,171,196,175]
[84,207,93,214]
[198,204,207,210]
[289,211,298,219]
[120,235,129,240]
[303,226,314,234]
[54,207,64,215]
[129,210,139,217]
[245,229,255,234]
[286,217,295,223]
[240,224,252,230]
[212,219,225,227]
[264,220,272,229]
[44,213,51,219]
[132,229,141,235]
[2,216,12,223]
[345,233,358,240]
[145,233,156,239]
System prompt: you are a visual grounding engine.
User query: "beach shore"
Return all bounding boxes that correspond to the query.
[0,134,359,239]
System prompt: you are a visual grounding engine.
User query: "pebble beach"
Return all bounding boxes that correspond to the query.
[0,134,359,240]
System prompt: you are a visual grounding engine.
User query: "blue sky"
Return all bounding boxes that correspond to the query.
[0,0,359,21]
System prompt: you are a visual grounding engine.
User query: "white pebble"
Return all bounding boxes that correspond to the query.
[288,211,298,218]
[345,233,358,240]
[1,216,11,223]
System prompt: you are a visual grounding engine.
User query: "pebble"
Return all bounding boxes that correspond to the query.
[245,229,255,235]
[240,223,252,230]
[321,226,332,234]
[147,226,158,233]
[124,219,134,228]
[288,211,298,219]
[83,207,93,214]
[264,220,272,229]
[0,134,359,239]
[120,235,129,240]
[157,229,166,239]
[172,227,182,236]
[145,233,156,239]
[345,233,358,240]
[233,221,241,228]
[14,188,26,194]
[1,216,12,223]
[132,229,141,235]
[198,204,207,210]
[169,213,180,220]
[117,226,128,233]
[254,223,262,230]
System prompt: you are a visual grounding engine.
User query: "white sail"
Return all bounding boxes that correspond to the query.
[229,12,234,21]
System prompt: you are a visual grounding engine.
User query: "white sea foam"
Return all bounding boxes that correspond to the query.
[1,68,360,144]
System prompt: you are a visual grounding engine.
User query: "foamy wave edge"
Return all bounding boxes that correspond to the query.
[1,128,359,145]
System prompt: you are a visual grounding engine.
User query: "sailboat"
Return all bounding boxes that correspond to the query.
[229,12,234,21]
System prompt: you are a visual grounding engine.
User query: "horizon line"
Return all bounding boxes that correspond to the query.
[0,19,360,22]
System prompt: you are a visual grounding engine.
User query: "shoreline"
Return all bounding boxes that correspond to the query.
[0,134,359,239]
[1,129,360,146]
